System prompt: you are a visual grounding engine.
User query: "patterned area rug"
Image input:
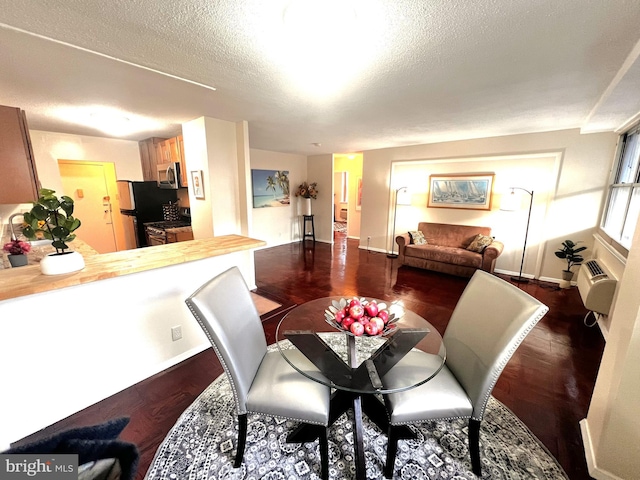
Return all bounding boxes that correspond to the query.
[145,343,569,480]
[334,222,347,233]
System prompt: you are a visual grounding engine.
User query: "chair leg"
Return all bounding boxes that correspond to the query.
[318,426,329,480]
[235,414,248,468]
[468,419,481,476]
[384,425,399,479]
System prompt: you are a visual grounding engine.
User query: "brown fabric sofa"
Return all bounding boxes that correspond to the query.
[396,222,504,277]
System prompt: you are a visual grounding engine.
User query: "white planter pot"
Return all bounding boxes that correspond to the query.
[301,197,312,216]
[40,251,85,275]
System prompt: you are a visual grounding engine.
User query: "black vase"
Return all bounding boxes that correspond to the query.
[8,254,28,267]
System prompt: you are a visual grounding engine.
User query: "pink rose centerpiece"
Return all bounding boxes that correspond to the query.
[3,239,32,256]
[3,238,31,268]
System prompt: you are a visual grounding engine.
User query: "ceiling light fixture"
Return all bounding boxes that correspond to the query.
[266,0,384,99]
[53,106,164,137]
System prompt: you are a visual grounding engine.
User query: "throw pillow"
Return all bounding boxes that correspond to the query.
[408,230,427,245]
[467,234,494,253]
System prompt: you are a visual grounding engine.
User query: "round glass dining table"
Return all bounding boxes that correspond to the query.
[275,296,446,480]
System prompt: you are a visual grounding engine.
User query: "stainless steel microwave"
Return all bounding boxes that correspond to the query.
[157,162,180,189]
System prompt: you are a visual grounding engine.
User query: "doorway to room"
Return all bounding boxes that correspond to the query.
[58,160,122,253]
[332,153,363,240]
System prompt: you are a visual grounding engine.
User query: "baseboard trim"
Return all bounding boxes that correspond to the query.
[580,419,625,480]
[357,245,387,254]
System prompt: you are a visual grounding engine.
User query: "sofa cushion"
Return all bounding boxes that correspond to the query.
[417,222,491,248]
[466,234,494,252]
[408,230,427,245]
[404,245,483,268]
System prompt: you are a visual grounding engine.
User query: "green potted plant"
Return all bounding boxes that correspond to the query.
[554,239,586,282]
[22,188,85,275]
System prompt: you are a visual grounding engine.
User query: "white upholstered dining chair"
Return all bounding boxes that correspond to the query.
[382,270,549,478]
[186,267,331,480]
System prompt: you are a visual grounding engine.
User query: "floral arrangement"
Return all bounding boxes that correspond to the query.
[3,239,32,256]
[295,181,318,199]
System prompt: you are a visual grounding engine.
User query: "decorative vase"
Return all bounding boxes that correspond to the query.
[40,251,85,275]
[8,254,28,267]
[302,197,312,216]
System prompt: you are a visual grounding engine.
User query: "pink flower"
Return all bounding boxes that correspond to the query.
[3,239,31,255]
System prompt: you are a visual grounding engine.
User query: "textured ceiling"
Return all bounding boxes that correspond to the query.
[1,0,640,155]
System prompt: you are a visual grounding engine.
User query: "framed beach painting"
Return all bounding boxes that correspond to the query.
[428,173,494,210]
[251,169,290,208]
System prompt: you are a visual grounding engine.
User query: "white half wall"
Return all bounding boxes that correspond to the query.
[0,251,255,448]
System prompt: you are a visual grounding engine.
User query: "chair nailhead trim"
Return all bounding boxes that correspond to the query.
[186,303,246,415]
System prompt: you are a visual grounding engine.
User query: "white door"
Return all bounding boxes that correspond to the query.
[58,161,118,253]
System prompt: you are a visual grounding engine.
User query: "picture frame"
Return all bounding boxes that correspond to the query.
[191,170,204,199]
[356,177,362,211]
[251,169,290,208]
[427,173,494,210]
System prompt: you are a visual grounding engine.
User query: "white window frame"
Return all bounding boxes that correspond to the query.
[601,124,640,251]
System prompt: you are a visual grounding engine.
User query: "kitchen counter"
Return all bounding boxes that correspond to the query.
[0,234,266,301]
[1,238,99,269]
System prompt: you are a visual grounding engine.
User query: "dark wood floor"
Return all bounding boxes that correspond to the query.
[15,234,604,479]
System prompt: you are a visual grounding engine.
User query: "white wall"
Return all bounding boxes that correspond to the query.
[582,210,640,479]
[307,154,334,243]
[30,130,143,189]
[391,153,558,278]
[249,148,307,246]
[0,130,143,246]
[183,117,243,239]
[0,251,255,448]
[360,129,618,281]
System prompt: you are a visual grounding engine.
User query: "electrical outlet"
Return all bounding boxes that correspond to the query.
[171,325,182,341]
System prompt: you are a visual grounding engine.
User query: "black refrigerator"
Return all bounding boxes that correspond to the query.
[117,181,178,248]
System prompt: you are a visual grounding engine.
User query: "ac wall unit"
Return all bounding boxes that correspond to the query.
[576,260,617,316]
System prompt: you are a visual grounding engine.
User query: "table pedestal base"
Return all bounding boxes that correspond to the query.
[287,391,415,480]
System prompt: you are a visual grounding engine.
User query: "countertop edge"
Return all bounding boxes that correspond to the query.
[0,235,266,302]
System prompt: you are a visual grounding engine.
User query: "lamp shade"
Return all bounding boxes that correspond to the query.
[397,187,411,206]
[500,189,520,211]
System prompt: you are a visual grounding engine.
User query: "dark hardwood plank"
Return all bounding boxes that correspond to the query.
[14,235,603,480]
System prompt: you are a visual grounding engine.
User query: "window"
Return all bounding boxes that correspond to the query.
[339,171,348,203]
[601,126,640,249]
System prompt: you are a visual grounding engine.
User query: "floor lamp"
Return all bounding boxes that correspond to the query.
[501,187,534,283]
[387,186,407,258]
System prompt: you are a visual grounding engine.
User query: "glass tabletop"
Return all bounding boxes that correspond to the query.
[276,296,446,394]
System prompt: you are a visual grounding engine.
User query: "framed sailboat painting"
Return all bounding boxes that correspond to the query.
[428,173,494,210]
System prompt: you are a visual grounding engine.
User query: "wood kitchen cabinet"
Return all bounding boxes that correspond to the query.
[177,135,187,187]
[0,105,40,204]
[166,229,193,243]
[138,137,167,182]
[153,135,187,187]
